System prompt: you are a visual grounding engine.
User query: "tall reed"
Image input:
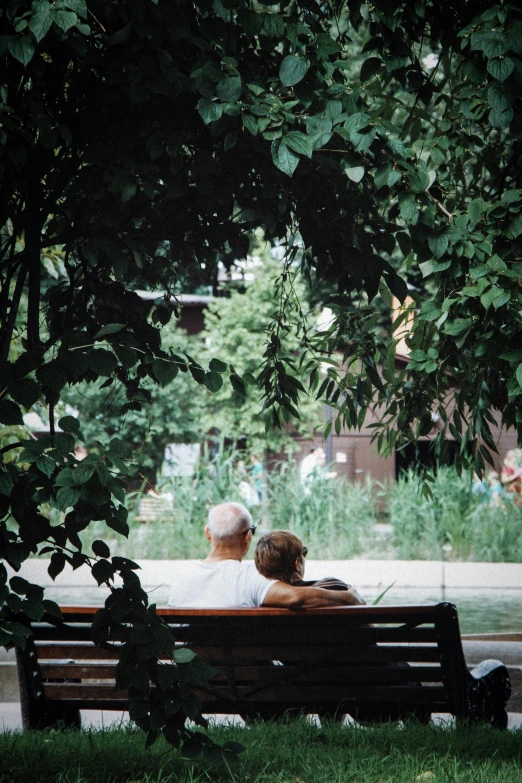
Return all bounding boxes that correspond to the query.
[73,459,522,563]
[389,467,522,562]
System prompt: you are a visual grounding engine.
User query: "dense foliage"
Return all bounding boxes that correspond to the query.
[1,0,522,754]
[63,251,322,480]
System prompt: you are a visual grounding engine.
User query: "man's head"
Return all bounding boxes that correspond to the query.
[254,530,307,584]
[205,502,255,560]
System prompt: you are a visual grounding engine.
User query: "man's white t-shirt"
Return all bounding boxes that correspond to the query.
[167,560,276,608]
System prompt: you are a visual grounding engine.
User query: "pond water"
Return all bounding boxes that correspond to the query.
[40,585,522,635]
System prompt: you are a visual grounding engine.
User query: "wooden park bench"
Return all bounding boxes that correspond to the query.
[15,603,511,730]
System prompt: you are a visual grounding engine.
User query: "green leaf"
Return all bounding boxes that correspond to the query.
[35,456,55,478]
[468,198,485,225]
[428,233,449,259]
[203,372,223,392]
[153,358,179,386]
[63,0,87,17]
[474,31,508,59]
[209,358,228,373]
[9,576,31,595]
[271,139,299,177]
[54,432,76,456]
[92,539,111,558]
[443,319,471,336]
[516,363,522,390]
[345,166,365,183]
[237,9,262,36]
[29,5,53,42]
[198,98,222,125]
[22,598,44,621]
[261,13,285,38]
[42,599,62,619]
[500,349,522,362]
[0,470,13,496]
[92,559,115,586]
[54,467,75,487]
[121,184,136,202]
[88,348,117,376]
[283,131,314,159]
[489,107,513,129]
[7,378,40,408]
[8,37,35,66]
[279,55,309,87]
[72,460,97,485]
[174,647,197,663]
[19,440,45,463]
[37,360,68,390]
[95,323,126,338]
[56,486,81,511]
[230,374,246,396]
[59,415,81,434]
[374,165,390,189]
[106,508,129,537]
[216,77,242,102]
[52,9,78,32]
[418,301,441,322]
[0,400,24,425]
[388,169,402,187]
[501,189,521,204]
[398,194,418,223]
[487,56,514,82]
[242,113,258,135]
[487,82,511,113]
[360,57,381,81]
[107,22,131,46]
[48,552,66,580]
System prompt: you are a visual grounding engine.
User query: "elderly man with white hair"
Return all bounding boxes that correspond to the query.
[168,502,365,608]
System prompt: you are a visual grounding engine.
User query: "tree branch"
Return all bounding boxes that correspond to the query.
[0,264,28,363]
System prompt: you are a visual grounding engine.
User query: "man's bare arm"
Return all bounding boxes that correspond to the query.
[263,582,366,609]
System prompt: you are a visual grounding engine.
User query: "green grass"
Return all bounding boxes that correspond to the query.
[1,721,522,783]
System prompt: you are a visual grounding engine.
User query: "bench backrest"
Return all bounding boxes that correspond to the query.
[19,603,471,719]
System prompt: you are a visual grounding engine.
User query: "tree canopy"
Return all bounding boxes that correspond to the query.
[1,0,522,754]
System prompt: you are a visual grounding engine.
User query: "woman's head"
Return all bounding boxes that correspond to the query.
[254,530,307,583]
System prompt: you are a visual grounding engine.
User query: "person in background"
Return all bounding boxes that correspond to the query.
[249,453,264,502]
[299,446,336,495]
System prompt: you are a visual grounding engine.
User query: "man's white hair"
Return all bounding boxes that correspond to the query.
[207,502,253,540]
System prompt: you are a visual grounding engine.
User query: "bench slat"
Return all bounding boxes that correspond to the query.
[184,644,441,664]
[57,605,444,620]
[34,641,441,663]
[40,664,118,679]
[30,625,438,646]
[43,682,446,704]
[39,663,445,685]
[35,643,120,660]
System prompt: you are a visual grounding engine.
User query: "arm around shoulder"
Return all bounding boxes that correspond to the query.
[262,582,366,609]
